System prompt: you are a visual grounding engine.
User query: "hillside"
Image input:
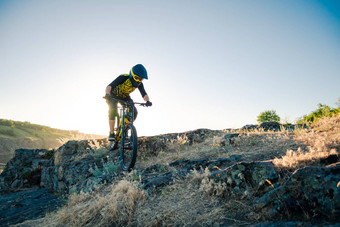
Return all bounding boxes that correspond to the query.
[0,114,339,226]
[0,119,104,169]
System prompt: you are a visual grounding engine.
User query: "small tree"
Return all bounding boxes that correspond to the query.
[257,110,280,124]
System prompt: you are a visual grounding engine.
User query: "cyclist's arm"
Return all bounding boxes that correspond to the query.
[138,83,147,97]
[105,85,112,95]
[138,83,150,102]
[143,94,150,102]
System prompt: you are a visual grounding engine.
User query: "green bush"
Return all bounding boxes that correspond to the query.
[297,102,340,124]
[257,110,280,124]
[89,159,119,177]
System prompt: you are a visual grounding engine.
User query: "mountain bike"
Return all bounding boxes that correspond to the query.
[105,96,149,171]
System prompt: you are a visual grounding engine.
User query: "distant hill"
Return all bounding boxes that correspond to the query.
[0,119,104,166]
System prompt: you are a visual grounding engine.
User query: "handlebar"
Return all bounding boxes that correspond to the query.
[103,96,150,107]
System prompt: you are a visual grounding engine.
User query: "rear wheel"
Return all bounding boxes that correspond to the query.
[120,124,138,171]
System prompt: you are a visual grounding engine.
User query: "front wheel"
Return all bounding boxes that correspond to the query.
[120,124,138,171]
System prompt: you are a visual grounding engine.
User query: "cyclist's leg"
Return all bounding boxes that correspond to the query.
[108,100,119,139]
[125,97,138,122]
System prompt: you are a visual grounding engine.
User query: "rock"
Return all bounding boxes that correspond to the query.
[41,140,119,194]
[220,133,240,146]
[53,140,95,165]
[138,137,168,158]
[41,154,103,193]
[10,179,22,188]
[0,149,52,192]
[208,161,279,198]
[0,188,65,226]
[153,129,221,145]
[142,172,173,190]
[228,155,243,162]
[144,164,169,173]
[254,162,340,220]
[319,154,339,165]
[137,129,222,159]
[169,157,236,171]
[259,122,281,131]
[242,124,258,130]
[139,156,246,193]
[240,123,308,132]
[69,174,117,194]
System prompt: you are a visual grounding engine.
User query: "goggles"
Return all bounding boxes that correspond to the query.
[130,69,144,82]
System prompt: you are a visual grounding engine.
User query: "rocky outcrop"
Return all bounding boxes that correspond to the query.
[241,122,307,132]
[254,162,340,220]
[207,161,280,198]
[40,139,113,194]
[205,159,340,221]
[0,127,338,226]
[0,148,53,192]
[1,129,222,194]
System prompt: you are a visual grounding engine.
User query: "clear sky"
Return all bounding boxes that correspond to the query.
[0,0,339,136]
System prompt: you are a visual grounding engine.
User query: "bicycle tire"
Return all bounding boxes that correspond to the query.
[120,124,138,171]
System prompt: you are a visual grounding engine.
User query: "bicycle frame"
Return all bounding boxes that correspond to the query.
[117,101,134,145]
[117,99,134,134]
[106,96,147,171]
[114,98,145,134]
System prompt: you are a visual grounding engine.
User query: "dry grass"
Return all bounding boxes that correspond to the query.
[231,130,302,163]
[133,170,252,226]
[274,113,340,168]
[135,134,227,169]
[32,180,145,227]
[20,171,253,226]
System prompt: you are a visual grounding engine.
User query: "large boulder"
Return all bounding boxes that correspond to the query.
[0,148,53,192]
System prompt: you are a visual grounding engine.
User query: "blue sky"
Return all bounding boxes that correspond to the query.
[0,0,339,136]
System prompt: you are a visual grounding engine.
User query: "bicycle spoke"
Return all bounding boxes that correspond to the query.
[120,124,138,171]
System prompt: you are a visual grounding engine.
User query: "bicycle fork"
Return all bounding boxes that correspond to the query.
[115,105,133,142]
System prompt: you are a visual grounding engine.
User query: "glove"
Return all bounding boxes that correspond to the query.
[146,101,152,107]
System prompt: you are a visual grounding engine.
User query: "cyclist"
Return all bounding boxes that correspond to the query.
[105,64,152,141]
